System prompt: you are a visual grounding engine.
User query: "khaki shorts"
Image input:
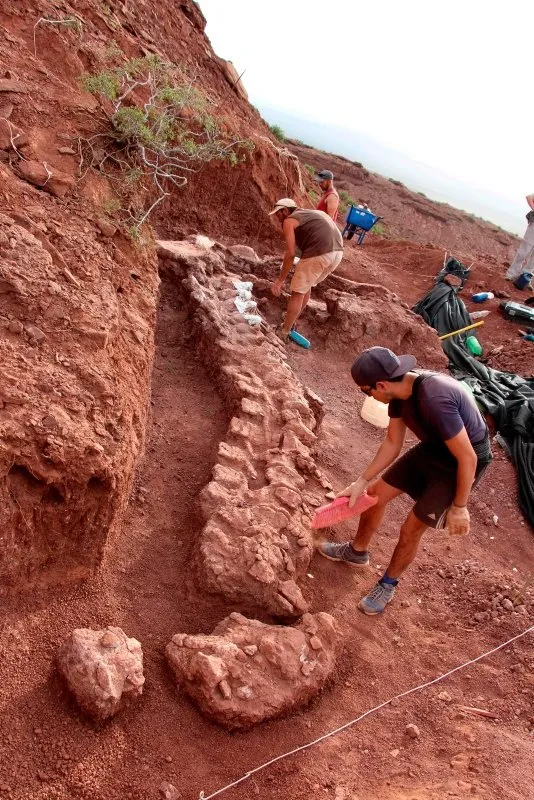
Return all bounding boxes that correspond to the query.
[290,250,343,294]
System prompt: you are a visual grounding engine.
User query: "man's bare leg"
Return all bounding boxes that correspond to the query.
[386,511,427,579]
[282,291,306,334]
[352,479,403,551]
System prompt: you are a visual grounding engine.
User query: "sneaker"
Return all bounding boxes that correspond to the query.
[358,581,396,615]
[317,541,370,566]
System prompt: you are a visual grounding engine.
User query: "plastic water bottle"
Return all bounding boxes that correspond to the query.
[466,335,483,355]
[288,329,311,349]
[471,292,494,303]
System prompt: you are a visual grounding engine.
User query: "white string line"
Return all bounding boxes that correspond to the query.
[199,624,534,800]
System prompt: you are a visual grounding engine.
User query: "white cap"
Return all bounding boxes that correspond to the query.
[268,198,297,215]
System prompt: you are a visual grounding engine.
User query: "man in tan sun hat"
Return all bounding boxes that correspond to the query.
[269,198,343,340]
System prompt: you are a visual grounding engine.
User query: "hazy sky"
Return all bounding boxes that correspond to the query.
[198,0,532,231]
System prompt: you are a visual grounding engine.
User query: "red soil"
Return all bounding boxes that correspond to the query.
[1,245,532,800]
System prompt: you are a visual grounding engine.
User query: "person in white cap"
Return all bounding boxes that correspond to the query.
[269,198,343,340]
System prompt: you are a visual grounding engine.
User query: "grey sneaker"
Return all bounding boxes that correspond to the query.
[358,581,396,615]
[317,541,370,566]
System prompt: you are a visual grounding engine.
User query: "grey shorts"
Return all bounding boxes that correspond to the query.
[383,438,492,528]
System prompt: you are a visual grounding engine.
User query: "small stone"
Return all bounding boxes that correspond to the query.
[400,599,411,608]
[24,324,46,343]
[218,679,232,699]
[243,645,258,656]
[437,568,446,578]
[492,514,499,526]
[8,319,23,334]
[165,755,173,763]
[57,146,76,155]
[438,691,452,703]
[502,598,514,612]
[309,636,323,651]
[236,685,253,700]
[159,782,181,800]
[0,79,26,93]
[325,490,336,500]
[297,537,308,547]
[389,749,400,758]
[473,611,489,623]
[97,218,117,237]
[405,723,420,739]
[389,697,400,707]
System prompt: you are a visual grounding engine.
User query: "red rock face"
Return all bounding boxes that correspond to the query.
[0,185,158,590]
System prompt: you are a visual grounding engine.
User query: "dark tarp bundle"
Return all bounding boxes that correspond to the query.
[412,275,534,528]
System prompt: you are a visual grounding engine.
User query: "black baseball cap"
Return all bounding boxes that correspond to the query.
[315,169,334,181]
[351,347,416,386]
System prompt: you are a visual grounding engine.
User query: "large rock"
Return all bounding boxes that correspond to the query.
[16,159,75,198]
[319,284,448,370]
[57,626,144,721]
[166,612,340,729]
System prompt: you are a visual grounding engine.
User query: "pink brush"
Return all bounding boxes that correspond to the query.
[311,492,378,529]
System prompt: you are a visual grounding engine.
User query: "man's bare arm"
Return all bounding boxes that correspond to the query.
[325,193,339,220]
[271,218,298,296]
[445,428,477,507]
[527,194,534,212]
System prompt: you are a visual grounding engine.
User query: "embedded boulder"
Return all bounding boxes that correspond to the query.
[166,612,340,729]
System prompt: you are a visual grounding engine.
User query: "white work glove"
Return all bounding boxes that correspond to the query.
[336,476,369,508]
[446,505,470,536]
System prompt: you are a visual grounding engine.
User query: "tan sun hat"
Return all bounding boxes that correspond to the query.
[268,198,297,215]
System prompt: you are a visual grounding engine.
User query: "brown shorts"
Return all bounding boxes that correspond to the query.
[290,250,343,294]
[383,438,492,528]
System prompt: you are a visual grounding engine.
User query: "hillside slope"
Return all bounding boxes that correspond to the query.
[288,140,519,265]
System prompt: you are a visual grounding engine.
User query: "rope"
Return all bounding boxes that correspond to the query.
[198,624,533,799]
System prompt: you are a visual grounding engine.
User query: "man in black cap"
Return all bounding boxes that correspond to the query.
[318,346,492,615]
[315,170,339,222]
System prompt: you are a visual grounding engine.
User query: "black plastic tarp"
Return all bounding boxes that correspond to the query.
[413,275,534,528]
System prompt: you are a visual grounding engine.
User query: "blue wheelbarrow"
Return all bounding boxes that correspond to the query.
[342,205,383,244]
